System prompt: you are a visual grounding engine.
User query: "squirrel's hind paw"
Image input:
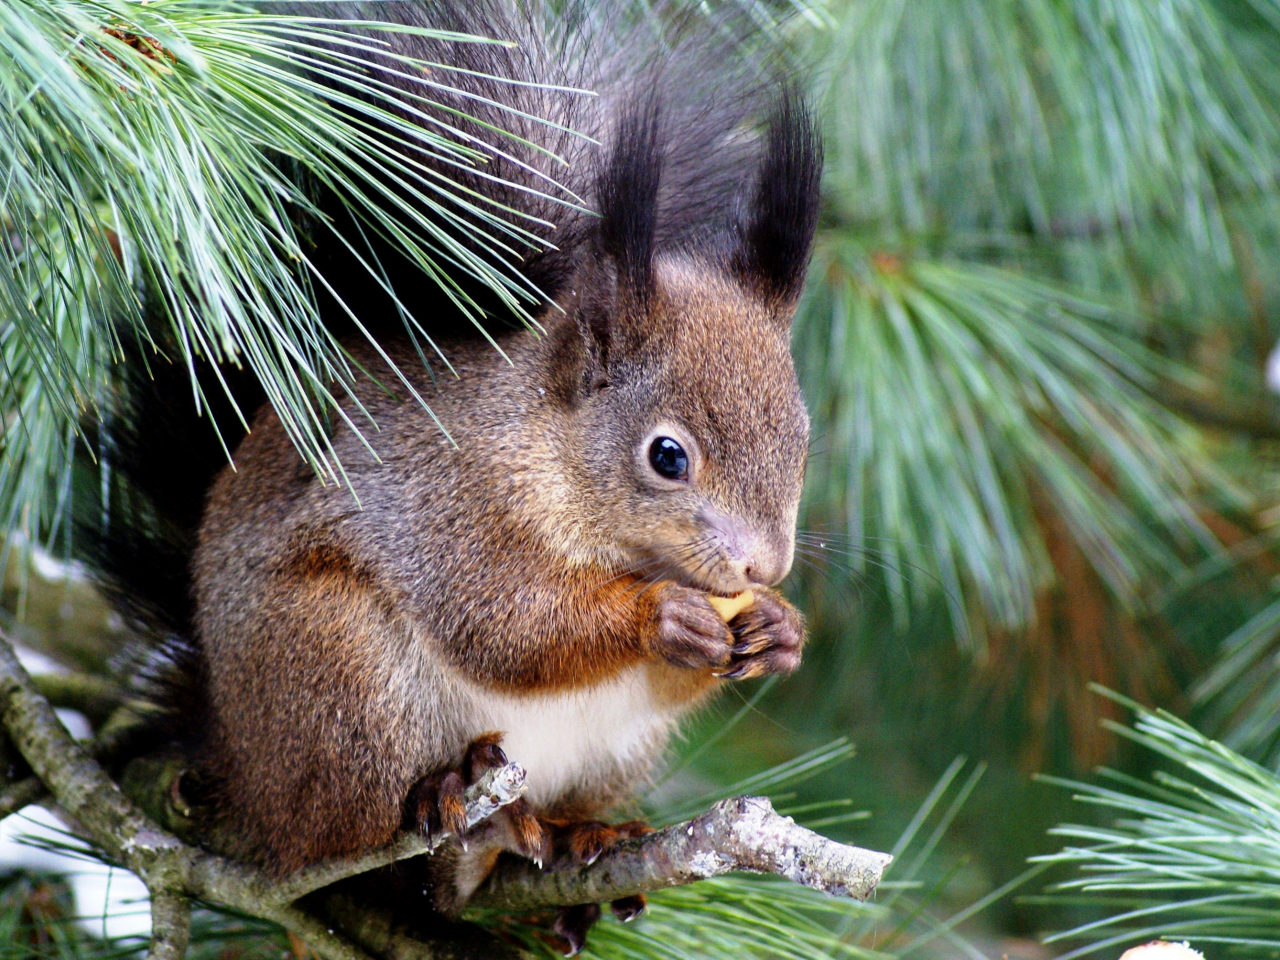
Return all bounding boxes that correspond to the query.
[540,818,654,952]
[549,892,647,956]
[610,894,648,922]
[407,733,545,858]
[552,903,601,957]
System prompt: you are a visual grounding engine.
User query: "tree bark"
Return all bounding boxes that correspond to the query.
[473,796,892,911]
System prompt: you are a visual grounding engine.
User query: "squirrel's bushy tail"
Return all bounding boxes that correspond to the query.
[305,0,792,332]
[76,344,259,755]
[75,0,807,742]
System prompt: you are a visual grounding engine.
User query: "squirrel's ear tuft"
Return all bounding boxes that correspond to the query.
[595,95,663,309]
[734,88,823,312]
[575,94,663,374]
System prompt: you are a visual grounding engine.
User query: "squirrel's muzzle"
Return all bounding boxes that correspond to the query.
[696,506,795,589]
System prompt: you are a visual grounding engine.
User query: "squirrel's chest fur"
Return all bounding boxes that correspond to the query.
[451,664,683,809]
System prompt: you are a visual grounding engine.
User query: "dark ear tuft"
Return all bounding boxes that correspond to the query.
[734,87,823,310]
[596,94,664,306]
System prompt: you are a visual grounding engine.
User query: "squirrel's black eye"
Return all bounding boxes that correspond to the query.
[648,436,689,481]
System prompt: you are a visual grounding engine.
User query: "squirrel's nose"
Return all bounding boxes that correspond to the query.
[697,506,794,587]
[745,559,779,586]
[744,542,793,587]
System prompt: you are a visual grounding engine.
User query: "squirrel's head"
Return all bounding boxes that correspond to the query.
[554,89,821,595]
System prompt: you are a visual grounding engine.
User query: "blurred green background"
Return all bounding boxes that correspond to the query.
[777,0,1280,951]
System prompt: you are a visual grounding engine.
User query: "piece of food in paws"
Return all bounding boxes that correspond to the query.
[706,590,755,623]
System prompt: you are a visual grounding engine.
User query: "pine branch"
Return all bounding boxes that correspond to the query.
[1039,689,1280,950]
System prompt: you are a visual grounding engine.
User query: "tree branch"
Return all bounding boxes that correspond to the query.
[266,903,378,960]
[32,671,122,728]
[0,775,44,819]
[473,796,892,911]
[2,630,895,960]
[147,890,192,960]
[0,635,184,873]
[267,762,528,906]
[314,892,523,960]
[0,634,200,959]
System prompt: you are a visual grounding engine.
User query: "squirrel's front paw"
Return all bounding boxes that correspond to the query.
[720,590,805,680]
[648,583,733,670]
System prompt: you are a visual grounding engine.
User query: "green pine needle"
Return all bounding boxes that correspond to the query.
[1,0,586,557]
[795,244,1215,639]
[1036,688,1280,956]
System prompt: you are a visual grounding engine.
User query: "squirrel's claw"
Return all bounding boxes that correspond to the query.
[543,816,653,865]
[503,797,547,867]
[552,903,601,957]
[721,589,805,680]
[436,771,469,842]
[461,733,550,861]
[407,732,531,851]
[610,894,647,923]
[406,768,467,844]
[461,732,508,781]
[564,821,615,865]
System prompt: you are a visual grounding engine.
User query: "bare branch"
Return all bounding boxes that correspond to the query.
[314,892,524,960]
[268,762,528,905]
[0,634,184,875]
[266,903,380,960]
[3,628,895,960]
[0,633,396,960]
[147,891,192,960]
[0,775,44,820]
[0,562,125,675]
[473,796,893,911]
[32,672,123,728]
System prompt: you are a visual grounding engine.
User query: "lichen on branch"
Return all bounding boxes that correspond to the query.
[473,796,892,911]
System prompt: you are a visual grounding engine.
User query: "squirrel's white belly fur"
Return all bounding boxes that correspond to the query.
[465,666,681,808]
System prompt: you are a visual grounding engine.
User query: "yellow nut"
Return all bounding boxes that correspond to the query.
[707,590,755,623]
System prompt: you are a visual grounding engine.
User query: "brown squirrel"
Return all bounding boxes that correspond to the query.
[81,1,821,953]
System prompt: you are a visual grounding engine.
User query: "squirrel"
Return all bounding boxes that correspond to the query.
[80,1,822,953]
